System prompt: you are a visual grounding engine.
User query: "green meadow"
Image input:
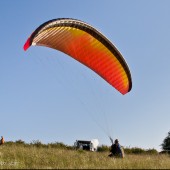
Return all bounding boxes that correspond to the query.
[0,141,169,169]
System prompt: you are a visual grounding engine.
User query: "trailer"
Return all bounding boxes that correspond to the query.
[74,139,99,151]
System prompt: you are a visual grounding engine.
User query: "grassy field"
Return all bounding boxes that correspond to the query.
[0,144,169,169]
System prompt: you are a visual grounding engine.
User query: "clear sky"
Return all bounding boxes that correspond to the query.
[1,0,170,151]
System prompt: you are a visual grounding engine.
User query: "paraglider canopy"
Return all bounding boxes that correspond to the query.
[24,18,132,95]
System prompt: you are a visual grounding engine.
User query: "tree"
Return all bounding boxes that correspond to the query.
[161,131,170,153]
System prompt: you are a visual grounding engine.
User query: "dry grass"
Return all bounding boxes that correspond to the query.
[0,145,169,169]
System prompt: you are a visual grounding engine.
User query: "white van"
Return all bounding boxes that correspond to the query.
[74,139,99,151]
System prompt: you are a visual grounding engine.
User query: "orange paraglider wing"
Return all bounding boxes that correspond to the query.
[24,18,132,95]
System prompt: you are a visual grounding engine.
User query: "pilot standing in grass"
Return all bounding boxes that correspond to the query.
[108,139,124,158]
[0,136,4,145]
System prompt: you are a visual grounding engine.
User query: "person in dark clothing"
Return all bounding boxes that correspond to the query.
[0,136,4,145]
[108,139,124,158]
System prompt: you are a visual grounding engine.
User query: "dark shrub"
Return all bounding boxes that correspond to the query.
[97,145,109,152]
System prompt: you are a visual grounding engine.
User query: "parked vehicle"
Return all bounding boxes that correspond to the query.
[74,139,99,151]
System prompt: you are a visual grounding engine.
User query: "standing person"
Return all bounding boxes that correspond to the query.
[0,136,4,145]
[108,139,124,158]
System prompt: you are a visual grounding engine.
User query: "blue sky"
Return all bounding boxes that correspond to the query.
[1,0,170,151]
